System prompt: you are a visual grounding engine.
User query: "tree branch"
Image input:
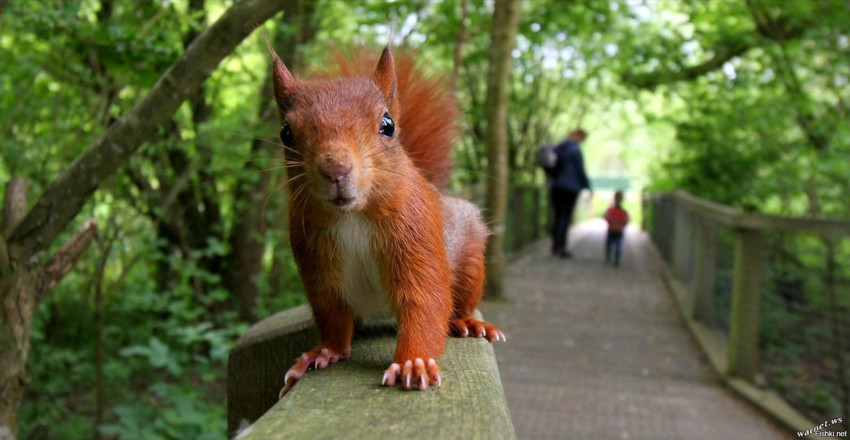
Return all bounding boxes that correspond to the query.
[624,0,815,91]
[622,36,752,90]
[746,0,807,42]
[747,0,831,152]
[8,0,289,259]
[38,218,98,300]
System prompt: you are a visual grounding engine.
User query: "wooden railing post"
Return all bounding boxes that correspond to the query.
[672,199,691,280]
[691,217,717,324]
[727,228,765,380]
[531,187,541,240]
[510,187,524,251]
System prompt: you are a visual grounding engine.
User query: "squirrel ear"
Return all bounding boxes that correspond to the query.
[271,55,296,114]
[374,46,399,115]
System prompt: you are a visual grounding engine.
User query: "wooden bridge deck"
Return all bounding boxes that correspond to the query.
[481,220,793,440]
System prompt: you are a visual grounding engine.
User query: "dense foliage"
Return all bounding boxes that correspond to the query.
[1,0,848,438]
[625,0,850,218]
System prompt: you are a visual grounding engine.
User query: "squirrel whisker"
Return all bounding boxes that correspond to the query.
[284,173,307,187]
[366,165,404,178]
[361,143,396,161]
[275,142,304,158]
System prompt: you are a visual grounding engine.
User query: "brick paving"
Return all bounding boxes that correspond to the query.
[481,220,793,440]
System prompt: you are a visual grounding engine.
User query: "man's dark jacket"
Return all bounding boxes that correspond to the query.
[548,140,590,193]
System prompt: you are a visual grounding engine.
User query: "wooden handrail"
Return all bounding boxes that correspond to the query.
[670,190,850,236]
[227,305,515,439]
[644,190,846,437]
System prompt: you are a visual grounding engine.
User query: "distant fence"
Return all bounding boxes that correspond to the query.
[460,183,548,254]
[505,184,547,252]
[644,190,850,434]
[502,178,634,253]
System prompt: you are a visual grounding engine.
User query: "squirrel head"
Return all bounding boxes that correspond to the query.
[271,46,407,214]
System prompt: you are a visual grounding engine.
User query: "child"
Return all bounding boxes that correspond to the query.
[604,190,629,267]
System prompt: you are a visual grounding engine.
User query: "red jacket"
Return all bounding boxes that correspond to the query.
[604,206,629,232]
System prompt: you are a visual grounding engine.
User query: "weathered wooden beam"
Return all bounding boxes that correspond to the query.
[228,305,515,439]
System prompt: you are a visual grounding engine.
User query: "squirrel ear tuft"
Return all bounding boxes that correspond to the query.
[374,46,399,116]
[272,55,296,114]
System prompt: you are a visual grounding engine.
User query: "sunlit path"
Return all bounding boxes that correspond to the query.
[482,220,792,440]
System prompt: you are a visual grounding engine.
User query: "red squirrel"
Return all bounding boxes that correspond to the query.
[270,44,504,397]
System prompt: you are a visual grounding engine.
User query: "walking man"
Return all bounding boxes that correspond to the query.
[547,128,591,258]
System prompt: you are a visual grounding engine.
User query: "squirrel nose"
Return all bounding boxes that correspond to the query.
[319,160,352,183]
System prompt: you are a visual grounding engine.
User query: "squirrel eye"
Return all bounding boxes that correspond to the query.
[280,122,295,147]
[379,113,395,138]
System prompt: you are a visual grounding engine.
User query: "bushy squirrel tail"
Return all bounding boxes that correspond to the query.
[315,48,458,189]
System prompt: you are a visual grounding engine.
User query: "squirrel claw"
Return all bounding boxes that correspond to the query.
[279,372,298,398]
[452,318,505,343]
[279,347,349,398]
[489,330,507,342]
[382,358,440,391]
[279,366,304,398]
[381,363,402,387]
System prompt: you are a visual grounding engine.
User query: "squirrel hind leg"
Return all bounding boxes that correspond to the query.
[448,238,506,343]
[448,259,506,342]
[279,346,351,398]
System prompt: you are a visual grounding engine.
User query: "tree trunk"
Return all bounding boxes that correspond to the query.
[483,0,521,298]
[0,178,30,438]
[0,0,290,436]
[226,0,318,322]
[1,182,98,439]
[452,0,469,88]
[0,260,35,440]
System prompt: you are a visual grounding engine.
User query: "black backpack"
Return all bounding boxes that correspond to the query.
[537,144,558,170]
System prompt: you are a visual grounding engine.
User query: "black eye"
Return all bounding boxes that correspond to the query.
[280,122,295,146]
[379,113,395,138]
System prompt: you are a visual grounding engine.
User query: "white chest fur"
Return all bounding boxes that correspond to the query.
[332,214,392,319]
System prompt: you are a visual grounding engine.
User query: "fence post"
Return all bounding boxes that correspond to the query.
[510,187,523,251]
[727,227,765,381]
[691,217,717,324]
[531,187,541,240]
[672,198,691,280]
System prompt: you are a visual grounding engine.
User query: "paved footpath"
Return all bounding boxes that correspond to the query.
[481,220,793,440]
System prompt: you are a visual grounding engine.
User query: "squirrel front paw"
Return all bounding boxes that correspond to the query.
[452,318,506,343]
[381,358,441,391]
[279,347,350,398]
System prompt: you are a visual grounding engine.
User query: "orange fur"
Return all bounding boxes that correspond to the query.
[271,44,501,396]
[314,47,458,189]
